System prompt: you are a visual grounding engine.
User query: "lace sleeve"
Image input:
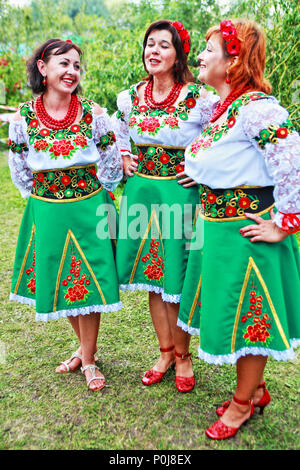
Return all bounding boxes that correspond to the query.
[8,117,32,198]
[92,108,123,192]
[242,99,300,232]
[197,89,219,128]
[110,89,132,154]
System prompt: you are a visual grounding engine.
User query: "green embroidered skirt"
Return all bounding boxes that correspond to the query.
[178,185,300,363]
[10,164,122,321]
[116,170,199,303]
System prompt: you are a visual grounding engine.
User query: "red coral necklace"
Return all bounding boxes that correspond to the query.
[35,94,79,129]
[210,87,250,123]
[144,79,183,109]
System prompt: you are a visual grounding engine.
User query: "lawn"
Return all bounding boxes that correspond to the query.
[0,150,299,451]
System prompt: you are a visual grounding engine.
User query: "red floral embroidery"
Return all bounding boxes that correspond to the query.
[34,139,49,151]
[175,164,184,173]
[70,124,81,133]
[276,127,288,138]
[160,153,170,164]
[74,135,88,148]
[78,179,87,189]
[27,278,36,294]
[84,113,93,124]
[166,106,176,113]
[37,173,45,182]
[40,128,50,136]
[207,193,217,204]
[241,283,273,346]
[238,197,251,209]
[30,119,39,128]
[142,238,164,283]
[61,175,71,185]
[62,244,92,304]
[164,116,179,128]
[138,117,160,133]
[186,98,196,109]
[49,139,75,158]
[146,161,155,170]
[225,205,237,216]
[129,117,137,127]
[49,184,59,193]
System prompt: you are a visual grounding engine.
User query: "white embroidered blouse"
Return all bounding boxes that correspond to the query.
[111,82,219,151]
[184,93,300,231]
[8,98,123,198]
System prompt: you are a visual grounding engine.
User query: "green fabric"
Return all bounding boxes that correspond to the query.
[178,211,300,362]
[116,174,199,298]
[11,190,121,320]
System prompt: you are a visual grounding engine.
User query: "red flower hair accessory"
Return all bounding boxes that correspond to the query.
[220,20,241,56]
[171,21,191,54]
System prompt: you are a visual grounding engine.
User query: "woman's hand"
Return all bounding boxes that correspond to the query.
[176,161,198,188]
[241,208,289,243]
[122,154,138,177]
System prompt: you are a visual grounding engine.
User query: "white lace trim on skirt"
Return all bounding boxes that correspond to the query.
[120,283,181,303]
[10,292,123,322]
[177,318,200,336]
[197,339,300,365]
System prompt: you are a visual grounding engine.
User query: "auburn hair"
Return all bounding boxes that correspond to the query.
[206,19,272,94]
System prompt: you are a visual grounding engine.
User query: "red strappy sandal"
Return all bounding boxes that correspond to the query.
[206,395,255,440]
[174,351,195,393]
[216,381,271,416]
[142,346,175,386]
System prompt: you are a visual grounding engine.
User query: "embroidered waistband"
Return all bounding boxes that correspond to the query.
[31,163,103,202]
[135,143,186,179]
[198,184,275,221]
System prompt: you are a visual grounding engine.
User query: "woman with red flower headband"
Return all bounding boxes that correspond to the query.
[112,20,218,392]
[177,18,300,439]
[8,38,123,392]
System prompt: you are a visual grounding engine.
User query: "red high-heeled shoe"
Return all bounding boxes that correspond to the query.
[206,395,255,440]
[174,351,195,393]
[142,346,175,386]
[216,381,271,416]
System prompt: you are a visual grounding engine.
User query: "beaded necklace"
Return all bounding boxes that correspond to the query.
[210,87,250,123]
[35,94,79,130]
[144,79,183,109]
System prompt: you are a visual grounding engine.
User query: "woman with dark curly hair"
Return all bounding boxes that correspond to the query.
[112,20,218,392]
[8,39,123,392]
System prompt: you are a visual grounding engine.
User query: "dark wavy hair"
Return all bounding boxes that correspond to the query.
[27,38,83,95]
[142,20,194,84]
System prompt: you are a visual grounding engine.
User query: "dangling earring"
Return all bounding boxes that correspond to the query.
[225,71,231,84]
[42,77,47,86]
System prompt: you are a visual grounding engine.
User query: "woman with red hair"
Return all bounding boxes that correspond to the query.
[178,19,300,439]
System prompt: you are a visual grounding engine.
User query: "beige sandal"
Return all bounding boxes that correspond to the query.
[57,351,98,373]
[81,364,106,391]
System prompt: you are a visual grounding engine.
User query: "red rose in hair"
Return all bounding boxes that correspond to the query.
[226,39,241,55]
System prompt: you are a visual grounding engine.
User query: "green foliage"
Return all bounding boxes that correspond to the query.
[0,0,298,123]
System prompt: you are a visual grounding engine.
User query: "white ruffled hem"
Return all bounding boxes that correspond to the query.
[120,283,181,303]
[197,339,300,365]
[9,292,36,306]
[10,292,123,322]
[177,318,200,336]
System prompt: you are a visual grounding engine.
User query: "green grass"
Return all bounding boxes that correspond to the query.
[0,150,299,450]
